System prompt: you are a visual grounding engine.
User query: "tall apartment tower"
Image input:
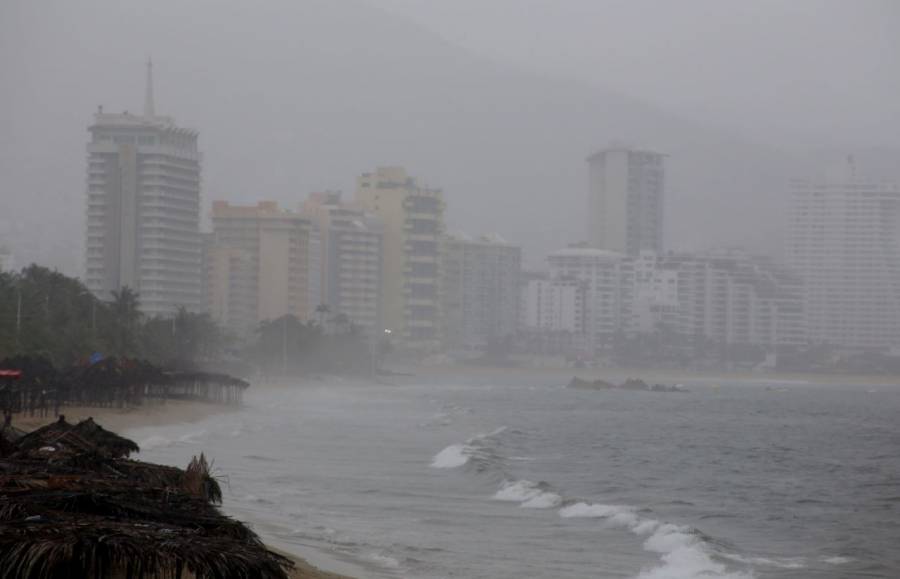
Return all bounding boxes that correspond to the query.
[441,233,521,350]
[587,146,665,255]
[355,167,445,351]
[787,164,900,350]
[301,192,384,337]
[547,248,635,354]
[85,61,202,316]
[208,201,316,339]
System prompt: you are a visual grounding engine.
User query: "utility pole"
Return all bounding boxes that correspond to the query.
[281,316,288,377]
[172,313,177,360]
[15,290,21,347]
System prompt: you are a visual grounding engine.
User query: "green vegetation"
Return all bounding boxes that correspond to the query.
[0,265,374,378]
[247,313,374,377]
[0,266,225,369]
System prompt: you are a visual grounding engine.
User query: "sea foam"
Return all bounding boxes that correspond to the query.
[494,480,562,509]
[431,444,472,468]
[429,426,508,469]
[558,502,755,579]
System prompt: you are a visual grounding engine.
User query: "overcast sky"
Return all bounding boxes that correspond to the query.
[371,0,900,148]
[1,0,898,274]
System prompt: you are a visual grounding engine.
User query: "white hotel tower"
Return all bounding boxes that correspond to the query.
[787,160,900,350]
[84,61,202,316]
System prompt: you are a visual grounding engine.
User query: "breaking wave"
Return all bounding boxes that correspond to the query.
[431,444,471,468]
[494,480,562,509]
[429,426,508,470]
[560,501,755,579]
[430,426,830,578]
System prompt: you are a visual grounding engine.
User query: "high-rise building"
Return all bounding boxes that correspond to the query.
[520,277,585,334]
[519,275,587,356]
[301,192,384,337]
[527,246,804,358]
[633,250,680,335]
[787,165,900,350]
[355,167,445,350]
[547,247,636,353]
[651,250,805,348]
[441,233,521,350]
[84,61,202,316]
[208,201,316,338]
[587,145,665,255]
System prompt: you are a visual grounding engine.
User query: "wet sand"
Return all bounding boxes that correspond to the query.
[268,547,354,579]
[11,399,238,433]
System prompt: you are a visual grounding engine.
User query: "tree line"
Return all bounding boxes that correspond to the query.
[0,265,225,369]
[0,265,375,377]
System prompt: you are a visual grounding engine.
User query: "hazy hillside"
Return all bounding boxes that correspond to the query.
[1,0,828,272]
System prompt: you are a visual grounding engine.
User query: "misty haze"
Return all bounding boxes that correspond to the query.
[1,1,899,578]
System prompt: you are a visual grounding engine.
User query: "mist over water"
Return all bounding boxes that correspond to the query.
[127,376,900,578]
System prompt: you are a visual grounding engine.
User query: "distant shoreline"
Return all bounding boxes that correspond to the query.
[411,362,900,387]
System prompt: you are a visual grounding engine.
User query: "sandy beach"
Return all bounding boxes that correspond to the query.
[268,548,353,579]
[11,399,239,433]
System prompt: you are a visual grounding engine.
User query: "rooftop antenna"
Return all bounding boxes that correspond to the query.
[143,57,155,118]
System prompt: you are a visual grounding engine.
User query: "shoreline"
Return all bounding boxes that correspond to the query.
[409,362,900,387]
[267,547,354,579]
[10,398,239,433]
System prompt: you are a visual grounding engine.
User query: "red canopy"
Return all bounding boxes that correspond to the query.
[0,370,23,379]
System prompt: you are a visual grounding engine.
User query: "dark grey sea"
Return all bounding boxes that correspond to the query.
[128,373,900,578]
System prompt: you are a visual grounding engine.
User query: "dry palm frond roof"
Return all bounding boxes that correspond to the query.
[0,418,287,579]
[0,454,223,505]
[15,416,139,459]
[0,488,253,542]
[72,417,140,457]
[0,513,291,579]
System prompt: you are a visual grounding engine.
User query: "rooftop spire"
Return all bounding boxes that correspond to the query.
[143,57,155,118]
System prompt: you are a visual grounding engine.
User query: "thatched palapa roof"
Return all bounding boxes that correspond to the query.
[0,418,290,579]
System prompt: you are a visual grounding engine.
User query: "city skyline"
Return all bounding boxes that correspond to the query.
[6,51,900,355]
[5,1,898,278]
[69,62,900,357]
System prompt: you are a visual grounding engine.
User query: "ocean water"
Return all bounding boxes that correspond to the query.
[126,374,900,578]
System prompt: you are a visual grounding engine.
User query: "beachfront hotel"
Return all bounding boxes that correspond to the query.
[301,191,385,337]
[355,167,445,351]
[586,145,665,255]
[787,163,900,350]
[649,250,806,349]
[441,232,521,351]
[207,201,318,339]
[84,61,203,316]
[547,247,636,354]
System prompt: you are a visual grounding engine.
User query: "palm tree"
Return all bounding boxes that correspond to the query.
[315,304,330,327]
[331,312,350,334]
[107,287,141,357]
